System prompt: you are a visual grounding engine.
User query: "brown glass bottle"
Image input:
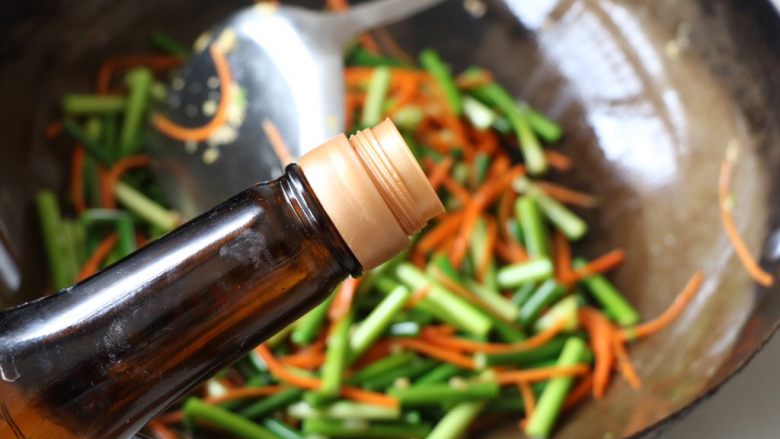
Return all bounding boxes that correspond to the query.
[0,121,443,439]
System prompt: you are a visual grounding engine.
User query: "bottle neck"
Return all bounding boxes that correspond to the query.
[0,164,360,438]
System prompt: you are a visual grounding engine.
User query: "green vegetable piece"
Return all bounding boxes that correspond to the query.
[289,401,401,420]
[413,363,464,386]
[317,313,352,398]
[476,336,569,368]
[62,94,126,115]
[183,397,277,439]
[525,338,590,438]
[115,215,136,258]
[389,381,499,406]
[292,294,334,346]
[426,400,486,439]
[239,388,304,419]
[113,181,179,232]
[518,279,566,327]
[303,418,430,438]
[515,196,549,258]
[262,418,303,439]
[463,95,497,130]
[62,119,113,165]
[497,258,554,289]
[419,48,462,115]
[362,67,392,127]
[150,32,190,57]
[119,67,153,156]
[350,284,412,362]
[36,191,74,289]
[574,258,640,326]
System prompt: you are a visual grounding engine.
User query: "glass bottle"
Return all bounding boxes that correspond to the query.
[0,120,443,439]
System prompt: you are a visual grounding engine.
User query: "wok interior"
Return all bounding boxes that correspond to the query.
[1,0,778,437]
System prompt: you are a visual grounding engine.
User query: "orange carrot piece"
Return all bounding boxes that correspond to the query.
[611,335,641,389]
[518,381,536,427]
[543,150,573,171]
[417,212,464,253]
[262,118,294,166]
[578,308,615,398]
[497,191,516,242]
[70,146,87,214]
[281,352,326,370]
[620,272,704,341]
[562,373,594,410]
[564,249,625,285]
[450,165,525,267]
[421,318,565,355]
[553,232,573,283]
[495,240,529,264]
[535,181,597,208]
[101,155,152,209]
[77,234,119,281]
[406,286,431,309]
[152,45,232,142]
[441,176,471,207]
[425,156,455,191]
[340,387,399,408]
[328,277,361,321]
[719,158,774,287]
[495,364,590,385]
[147,419,178,439]
[391,338,476,369]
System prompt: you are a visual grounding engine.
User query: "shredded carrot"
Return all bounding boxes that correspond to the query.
[495,240,529,264]
[45,121,63,139]
[536,181,597,208]
[441,176,471,207]
[328,277,361,321]
[578,308,615,398]
[476,216,498,281]
[70,146,87,214]
[406,286,431,309]
[147,419,178,439]
[543,150,573,171]
[495,364,590,385]
[518,381,536,428]
[611,335,641,389]
[417,213,463,253]
[353,339,394,369]
[421,318,565,354]
[497,191,516,242]
[77,234,119,281]
[391,338,476,369]
[562,373,594,410]
[425,156,455,191]
[719,158,774,287]
[135,232,149,248]
[620,272,704,341]
[101,155,151,209]
[152,45,233,142]
[262,118,294,166]
[450,165,525,267]
[553,232,573,283]
[410,250,426,269]
[563,249,625,285]
[281,352,326,370]
[255,344,399,407]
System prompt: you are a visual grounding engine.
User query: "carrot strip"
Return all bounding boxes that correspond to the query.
[328,277,361,321]
[564,249,625,285]
[152,45,232,142]
[495,240,529,264]
[450,165,525,266]
[441,176,471,206]
[417,212,464,253]
[425,156,455,191]
[262,118,294,165]
[578,308,615,398]
[518,381,536,426]
[406,286,431,309]
[719,158,774,287]
[497,191,516,242]
[620,272,704,341]
[543,150,573,171]
[147,419,178,439]
[70,146,87,214]
[535,181,597,208]
[562,373,594,410]
[281,352,326,370]
[611,335,641,389]
[421,318,565,355]
[77,234,119,281]
[495,364,589,385]
[553,232,573,283]
[339,387,399,408]
[391,338,476,369]
[102,154,152,209]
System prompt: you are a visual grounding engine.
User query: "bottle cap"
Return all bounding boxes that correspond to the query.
[299,119,444,270]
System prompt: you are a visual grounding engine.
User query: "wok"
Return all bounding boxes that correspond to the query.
[0,0,778,437]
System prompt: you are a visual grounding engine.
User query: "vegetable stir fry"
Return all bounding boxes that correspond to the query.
[39,2,767,438]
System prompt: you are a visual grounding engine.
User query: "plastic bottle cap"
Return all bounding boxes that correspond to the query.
[299,119,444,270]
